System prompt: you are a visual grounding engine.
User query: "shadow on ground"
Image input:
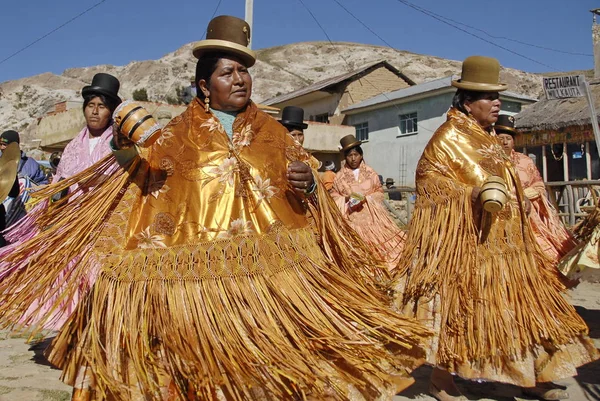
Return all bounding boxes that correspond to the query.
[28,336,58,369]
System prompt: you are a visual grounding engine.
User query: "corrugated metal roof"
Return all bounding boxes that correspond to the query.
[343,75,538,112]
[262,60,414,106]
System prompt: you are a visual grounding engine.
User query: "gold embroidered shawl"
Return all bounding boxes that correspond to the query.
[394,108,596,386]
[0,99,429,400]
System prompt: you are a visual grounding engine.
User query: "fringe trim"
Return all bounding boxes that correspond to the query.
[307,175,391,290]
[394,182,591,371]
[47,225,428,400]
[0,155,138,337]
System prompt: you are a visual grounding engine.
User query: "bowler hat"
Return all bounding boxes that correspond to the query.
[385,178,395,185]
[279,106,308,130]
[81,73,121,103]
[193,16,256,67]
[494,114,518,136]
[339,134,362,152]
[0,130,20,145]
[452,56,507,92]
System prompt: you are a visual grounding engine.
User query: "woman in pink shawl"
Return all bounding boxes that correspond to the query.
[0,73,121,329]
[331,135,406,269]
[496,114,577,264]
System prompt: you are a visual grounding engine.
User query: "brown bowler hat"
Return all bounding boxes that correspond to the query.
[192,15,256,67]
[339,134,362,152]
[494,114,518,136]
[452,56,507,92]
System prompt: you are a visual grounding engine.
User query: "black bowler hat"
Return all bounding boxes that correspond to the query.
[495,114,517,136]
[278,106,308,130]
[81,73,121,103]
[0,130,20,145]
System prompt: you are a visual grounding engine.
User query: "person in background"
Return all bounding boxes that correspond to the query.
[0,130,47,185]
[278,105,321,170]
[0,145,20,247]
[385,178,402,201]
[393,55,597,401]
[320,160,336,191]
[495,114,577,265]
[0,73,121,330]
[279,106,307,146]
[331,134,406,269]
[0,130,47,227]
[53,73,121,186]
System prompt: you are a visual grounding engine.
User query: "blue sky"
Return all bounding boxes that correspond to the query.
[0,0,596,83]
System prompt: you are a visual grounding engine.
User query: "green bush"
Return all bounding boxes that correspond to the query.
[132,88,149,101]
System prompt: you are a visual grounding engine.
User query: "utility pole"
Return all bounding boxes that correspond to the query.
[245,0,254,49]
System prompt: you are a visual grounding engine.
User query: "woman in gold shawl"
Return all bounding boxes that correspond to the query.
[393,56,598,401]
[0,16,430,401]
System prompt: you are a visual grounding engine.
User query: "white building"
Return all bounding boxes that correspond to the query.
[342,76,537,186]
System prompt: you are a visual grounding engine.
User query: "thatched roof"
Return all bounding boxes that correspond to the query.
[515,78,600,132]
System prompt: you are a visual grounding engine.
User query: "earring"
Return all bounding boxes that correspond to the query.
[205,96,210,112]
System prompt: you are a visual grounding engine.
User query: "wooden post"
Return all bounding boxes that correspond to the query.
[586,141,592,179]
[542,145,548,181]
[563,142,569,181]
[584,80,600,146]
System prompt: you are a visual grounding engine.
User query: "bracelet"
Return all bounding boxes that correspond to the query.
[305,180,317,195]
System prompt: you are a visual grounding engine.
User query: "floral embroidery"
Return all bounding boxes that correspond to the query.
[217,218,254,239]
[200,117,225,135]
[159,157,175,176]
[252,174,278,204]
[209,157,238,187]
[232,124,253,147]
[135,226,167,248]
[153,212,176,236]
[477,143,509,164]
[156,130,174,147]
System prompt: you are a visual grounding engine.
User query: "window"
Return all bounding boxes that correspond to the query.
[315,113,329,123]
[399,112,418,135]
[354,122,369,141]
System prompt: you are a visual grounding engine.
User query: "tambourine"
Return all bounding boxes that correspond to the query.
[113,100,162,147]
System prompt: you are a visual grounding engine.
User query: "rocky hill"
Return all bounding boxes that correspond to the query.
[0,41,566,144]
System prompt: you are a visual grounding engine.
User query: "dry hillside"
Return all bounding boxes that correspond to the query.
[0,41,563,144]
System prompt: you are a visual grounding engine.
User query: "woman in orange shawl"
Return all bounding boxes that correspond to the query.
[331,135,406,269]
[495,114,577,264]
[0,16,429,401]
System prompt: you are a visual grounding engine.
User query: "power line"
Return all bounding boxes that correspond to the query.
[0,0,108,67]
[414,5,592,57]
[297,0,439,134]
[394,0,560,71]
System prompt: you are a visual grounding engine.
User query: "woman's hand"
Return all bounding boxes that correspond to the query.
[523,197,532,215]
[287,161,314,195]
[471,186,481,208]
[112,123,135,150]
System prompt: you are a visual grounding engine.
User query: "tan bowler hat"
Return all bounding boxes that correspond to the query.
[452,56,507,92]
[339,135,362,152]
[192,16,256,67]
